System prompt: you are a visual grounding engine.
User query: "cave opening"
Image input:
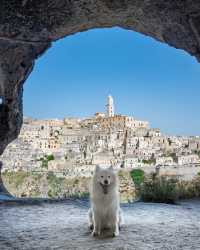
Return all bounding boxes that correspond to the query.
[1,27,200,199]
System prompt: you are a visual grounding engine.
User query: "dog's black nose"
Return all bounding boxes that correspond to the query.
[104,180,108,185]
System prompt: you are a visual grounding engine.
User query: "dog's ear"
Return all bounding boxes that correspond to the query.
[95,165,100,172]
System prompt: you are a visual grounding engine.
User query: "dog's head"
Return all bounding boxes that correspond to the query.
[94,165,118,194]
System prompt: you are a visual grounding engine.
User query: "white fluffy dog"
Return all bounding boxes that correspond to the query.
[88,165,123,237]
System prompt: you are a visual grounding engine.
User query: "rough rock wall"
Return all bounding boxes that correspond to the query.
[0,0,200,154]
[0,161,11,195]
[0,41,50,154]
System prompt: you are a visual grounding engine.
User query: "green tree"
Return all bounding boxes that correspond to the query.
[130,169,145,187]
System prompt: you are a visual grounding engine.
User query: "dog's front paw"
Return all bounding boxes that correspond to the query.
[91,230,99,237]
[112,230,119,237]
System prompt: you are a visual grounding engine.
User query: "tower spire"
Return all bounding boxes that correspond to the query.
[106,95,114,117]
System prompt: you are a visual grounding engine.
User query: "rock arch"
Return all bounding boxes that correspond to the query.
[0,0,200,154]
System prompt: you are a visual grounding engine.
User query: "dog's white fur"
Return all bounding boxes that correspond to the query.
[88,165,123,237]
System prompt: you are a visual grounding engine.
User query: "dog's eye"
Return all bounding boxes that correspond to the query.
[108,176,110,178]
[101,176,103,178]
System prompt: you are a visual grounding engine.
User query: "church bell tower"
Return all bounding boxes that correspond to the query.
[106,95,114,117]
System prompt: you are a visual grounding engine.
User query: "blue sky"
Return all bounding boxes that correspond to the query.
[24,27,200,136]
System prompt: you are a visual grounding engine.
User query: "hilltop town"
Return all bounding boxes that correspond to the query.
[1,95,200,182]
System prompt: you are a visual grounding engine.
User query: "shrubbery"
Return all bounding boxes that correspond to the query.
[3,170,29,188]
[47,171,63,198]
[130,169,145,187]
[177,177,200,199]
[142,159,156,165]
[38,154,55,169]
[130,169,200,204]
[140,175,178,204]
[130,169,145,198]
[46,154,54,161]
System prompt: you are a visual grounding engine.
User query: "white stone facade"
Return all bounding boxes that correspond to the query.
[156,156,174,166]
[1,96,200,181]
[177,154,200,165]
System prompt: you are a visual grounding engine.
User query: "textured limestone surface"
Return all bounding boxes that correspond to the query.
[0,0,200,154]
[0,199,200,249]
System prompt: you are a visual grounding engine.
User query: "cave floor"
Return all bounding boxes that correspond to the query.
[0,199,200,250]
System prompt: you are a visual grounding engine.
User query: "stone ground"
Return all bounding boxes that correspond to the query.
[0,199,200,250]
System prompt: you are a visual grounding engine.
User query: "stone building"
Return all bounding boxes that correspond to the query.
[63,118,81,129]
[147,128,161,137]
[80,96,149,131]
[177,154,200,165]
[123,155,139,169]
[156,156,174,166]
[1,94,200,180]
[188,137,200,151]
[98,115,149,130]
